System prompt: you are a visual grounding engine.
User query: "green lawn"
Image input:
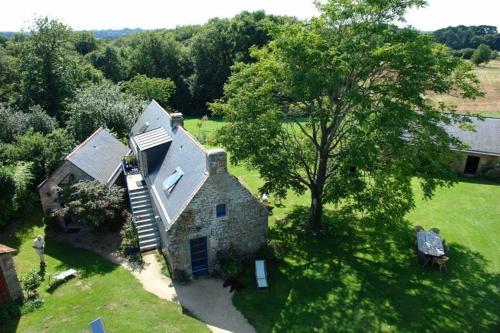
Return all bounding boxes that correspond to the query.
[229,178,500,332]
[0,212,208,333]
[185,119,500,332]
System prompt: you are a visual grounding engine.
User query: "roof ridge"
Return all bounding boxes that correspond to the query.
[177,125,207,155]
[65,127,104,161]
[154,101,207,156]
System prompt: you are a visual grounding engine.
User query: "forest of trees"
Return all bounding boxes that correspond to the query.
[433,25,500,51]
[0,11,292,227]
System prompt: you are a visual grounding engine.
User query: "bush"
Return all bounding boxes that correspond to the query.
[265,239,286,261]
[54,180,126,229]
[118,212,144,268]
[472,44,493,66]
[20,298,43,315]
[0,162,34,228]
[459,48,475,60]
[27,105,58,134]
[216,249,243,278]
[20,269,42,300]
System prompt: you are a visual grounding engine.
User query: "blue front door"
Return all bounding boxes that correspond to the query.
[190,237,208,277]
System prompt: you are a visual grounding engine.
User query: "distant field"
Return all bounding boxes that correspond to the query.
[432,59,500,118]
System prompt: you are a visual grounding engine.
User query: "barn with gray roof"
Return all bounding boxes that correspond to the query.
[125,101,268,279]
[444,115,500,177]
[38,127,129,226]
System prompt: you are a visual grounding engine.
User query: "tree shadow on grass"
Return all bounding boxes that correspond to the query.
[0,208,46,251]
[43,238,117,281]
[234,206,500,333]
[455,175,500,186]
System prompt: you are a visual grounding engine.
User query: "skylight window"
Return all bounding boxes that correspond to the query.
[163,167,184,193]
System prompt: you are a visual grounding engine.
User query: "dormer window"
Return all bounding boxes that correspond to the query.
[216,204,226,218]
[163,167,183,193]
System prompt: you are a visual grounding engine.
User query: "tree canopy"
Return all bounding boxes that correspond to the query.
[0,162,33,227]
[212,0,482,229]
[17,17,100,119]
[471,44,493,66]
[1,128,75,182]
[433,25,500,51]
[122,74,175,107]
[65,81,145,141]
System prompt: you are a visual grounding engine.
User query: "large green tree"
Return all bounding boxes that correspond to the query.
[1,128,75,182]
[190,12,282,111]
[125,31,191,112]
[17,17,98,118]
[65,81,145,141]
[122,74,175,107]
[88,45,127,82]
[212,0,482,229]
[73,30,97,55]
[0,162,33,227]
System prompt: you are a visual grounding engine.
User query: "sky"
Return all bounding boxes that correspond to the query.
[0,0,499,32]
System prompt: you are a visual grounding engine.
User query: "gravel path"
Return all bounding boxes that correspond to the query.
[137,254,256,333]
[174,276,256,333]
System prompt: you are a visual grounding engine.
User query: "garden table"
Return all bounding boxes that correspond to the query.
[417,231,445,257]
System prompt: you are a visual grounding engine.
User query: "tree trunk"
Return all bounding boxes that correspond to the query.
[308,120,330,230]
[308,186,323,230]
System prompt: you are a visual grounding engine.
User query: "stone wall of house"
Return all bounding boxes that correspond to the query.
[164,150,268,279]
[451,151,500,178]
[0,253,22,302]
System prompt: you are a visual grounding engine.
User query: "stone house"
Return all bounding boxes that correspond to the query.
[125,101,268,279]
[445,115,500,178]
[38,127,130,227]
[0,244,22,303]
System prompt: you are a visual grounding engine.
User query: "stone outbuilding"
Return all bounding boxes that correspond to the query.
[124,101,268,279]
[445,115,500,178]
[38,127,129,227]
[0,244,22,303]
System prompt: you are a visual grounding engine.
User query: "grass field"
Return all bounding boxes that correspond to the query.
[0,213,208,333]
[432,59,500,117]
[185,119,500,332]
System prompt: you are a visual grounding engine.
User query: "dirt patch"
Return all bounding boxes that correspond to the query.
[431,59,500,115]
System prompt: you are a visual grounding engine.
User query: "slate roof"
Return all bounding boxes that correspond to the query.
[133,127,172,151]
[444,116,500,156]
[66,128,130,185]
[131,101,208,227]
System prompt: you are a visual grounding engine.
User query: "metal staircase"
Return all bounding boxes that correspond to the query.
[126,175,161,252]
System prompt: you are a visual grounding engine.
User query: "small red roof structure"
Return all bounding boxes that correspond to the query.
[0,244,16,255]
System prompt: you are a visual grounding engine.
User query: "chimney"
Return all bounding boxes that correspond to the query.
[207,149,227,174]
[170,112,184,128]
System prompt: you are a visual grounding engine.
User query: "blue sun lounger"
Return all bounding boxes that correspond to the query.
[255,260,268,290]
[89,318,107,333]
